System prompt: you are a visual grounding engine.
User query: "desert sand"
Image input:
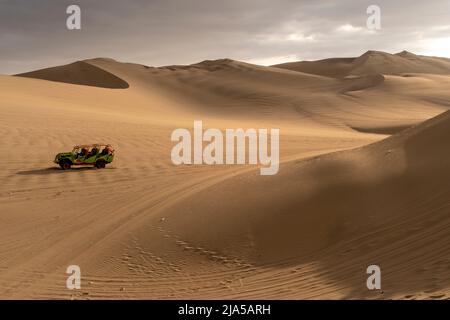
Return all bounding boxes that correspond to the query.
[0,51,449,299]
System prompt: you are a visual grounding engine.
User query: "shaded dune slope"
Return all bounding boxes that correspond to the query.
[153,110,450,297]
[16,60,129,89]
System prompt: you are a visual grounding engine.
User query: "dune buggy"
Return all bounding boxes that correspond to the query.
[54,144,115,170]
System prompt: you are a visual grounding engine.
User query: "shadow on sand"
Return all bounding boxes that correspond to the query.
[16,166,115,176]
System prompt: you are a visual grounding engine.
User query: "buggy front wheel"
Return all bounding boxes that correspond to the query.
[59,160,72,170]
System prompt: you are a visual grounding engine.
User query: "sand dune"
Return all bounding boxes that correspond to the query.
[17,60,129,89]
[91,56,448,134]
[0,51,449,299]
[274,50,450,78]
[150,110,450,298]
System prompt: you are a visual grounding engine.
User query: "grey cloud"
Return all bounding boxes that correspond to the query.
[0,0,449,74]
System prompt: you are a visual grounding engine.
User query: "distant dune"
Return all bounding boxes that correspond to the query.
[274,50,450,78]
[0,51,449,299]
[16,60,129,89]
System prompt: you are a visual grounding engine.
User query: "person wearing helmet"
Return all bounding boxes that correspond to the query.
[78,147,88,159]
[102,145,113,155]
[88,147,98,158]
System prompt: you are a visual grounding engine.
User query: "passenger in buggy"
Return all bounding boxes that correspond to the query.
[78,148,88,159]
[87,147,98,158]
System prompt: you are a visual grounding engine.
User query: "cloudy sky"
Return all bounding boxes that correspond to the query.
[0,0,449,74]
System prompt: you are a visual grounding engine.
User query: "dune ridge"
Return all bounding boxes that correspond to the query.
[274,50,450,78]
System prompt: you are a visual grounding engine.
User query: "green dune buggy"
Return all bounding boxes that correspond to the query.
[54,144,115,170]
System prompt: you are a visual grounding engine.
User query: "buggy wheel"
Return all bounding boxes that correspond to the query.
[59,160,71,170]
[95,160,106,169]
